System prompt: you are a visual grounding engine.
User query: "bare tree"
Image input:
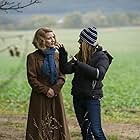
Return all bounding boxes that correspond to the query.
[0,0,40,12]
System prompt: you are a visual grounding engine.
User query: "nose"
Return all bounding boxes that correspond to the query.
[51,37,55,42]
[79,45,82,49]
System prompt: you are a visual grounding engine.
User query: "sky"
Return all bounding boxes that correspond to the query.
[1,0,140,17]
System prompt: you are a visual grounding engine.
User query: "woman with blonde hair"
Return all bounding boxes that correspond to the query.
[58,27,113,140]
[26,27,71,140]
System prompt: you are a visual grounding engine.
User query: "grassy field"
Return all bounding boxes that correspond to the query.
[0,27,140,124]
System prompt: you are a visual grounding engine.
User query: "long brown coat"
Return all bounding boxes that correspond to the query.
[26,49,71,140]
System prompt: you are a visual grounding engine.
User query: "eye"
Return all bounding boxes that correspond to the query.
[52,36,55,40]
[46,37,51,40]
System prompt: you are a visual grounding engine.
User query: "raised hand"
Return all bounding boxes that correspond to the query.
[55,43,64,50]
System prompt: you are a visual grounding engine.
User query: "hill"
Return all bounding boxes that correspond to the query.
[1,0,140,29]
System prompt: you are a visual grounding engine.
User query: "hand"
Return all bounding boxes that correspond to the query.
[70,55,77,61]
[55,43,64,50]
[70,55,78,65]
[47,88,55,98]
[55,43,67,53]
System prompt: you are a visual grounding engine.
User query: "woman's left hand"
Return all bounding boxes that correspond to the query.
[55,43,64,50]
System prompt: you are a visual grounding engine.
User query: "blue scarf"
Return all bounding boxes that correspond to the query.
[42,48,58,85]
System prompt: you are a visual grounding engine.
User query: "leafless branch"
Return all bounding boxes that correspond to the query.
[0,0,40,12]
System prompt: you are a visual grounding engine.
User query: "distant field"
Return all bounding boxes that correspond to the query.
[0,27,140,123]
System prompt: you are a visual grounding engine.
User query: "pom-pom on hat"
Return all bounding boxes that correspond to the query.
[79,27,97,46]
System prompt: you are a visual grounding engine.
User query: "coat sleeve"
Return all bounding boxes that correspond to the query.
[76,53,110,81]
[59,47,75,74]
[27,54,50,94]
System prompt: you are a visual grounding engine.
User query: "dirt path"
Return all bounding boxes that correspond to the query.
[0,115,140,140]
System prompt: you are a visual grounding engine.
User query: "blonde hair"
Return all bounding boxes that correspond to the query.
[32,27,56,49]
[76,41,96,64]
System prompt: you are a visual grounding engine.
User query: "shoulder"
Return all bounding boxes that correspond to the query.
[91,51,110,66]
[27,50,39,59]
[28,49,43,57]
[93,50,108,59]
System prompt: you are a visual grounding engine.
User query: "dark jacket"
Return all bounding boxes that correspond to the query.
[59,47,112,98]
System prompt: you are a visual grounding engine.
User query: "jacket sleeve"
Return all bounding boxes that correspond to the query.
[59,47,75,74]
[76,53,110,81]
[27,54,50,94]
[96,53,110,80]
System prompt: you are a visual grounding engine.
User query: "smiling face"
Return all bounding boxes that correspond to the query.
[45,32,56,48]
[32,28,57,51]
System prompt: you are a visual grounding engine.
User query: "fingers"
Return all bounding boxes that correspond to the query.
[47,88,55,98]
[47,92,54,98]
[61,44,64,47]
[73,56,77,61]
[55,43,64,49]
[70,55,77,61]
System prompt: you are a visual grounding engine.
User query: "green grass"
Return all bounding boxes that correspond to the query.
[0,27,140,123]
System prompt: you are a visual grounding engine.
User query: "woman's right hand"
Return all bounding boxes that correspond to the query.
[46,88,55,98]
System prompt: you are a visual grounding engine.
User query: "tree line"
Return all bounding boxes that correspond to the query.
[0,11,140,30]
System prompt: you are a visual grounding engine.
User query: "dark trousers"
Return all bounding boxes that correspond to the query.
[73,96,107,140]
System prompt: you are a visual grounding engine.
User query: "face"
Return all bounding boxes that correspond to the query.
[45,32,56,48]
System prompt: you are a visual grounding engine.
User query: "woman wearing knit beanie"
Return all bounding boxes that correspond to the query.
[58,27,113,140]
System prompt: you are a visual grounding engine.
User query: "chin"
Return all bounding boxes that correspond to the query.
[38,47,46,51]
[50,45,55,48]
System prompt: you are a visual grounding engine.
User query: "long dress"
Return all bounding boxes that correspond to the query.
[25,49,71,140]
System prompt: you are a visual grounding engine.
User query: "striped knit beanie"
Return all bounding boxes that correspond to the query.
[79,27,97,46]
